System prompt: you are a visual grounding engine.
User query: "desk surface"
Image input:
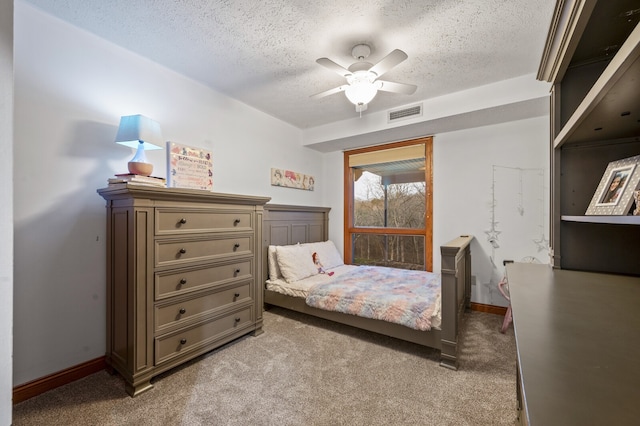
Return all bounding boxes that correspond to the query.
[506,263,640,425]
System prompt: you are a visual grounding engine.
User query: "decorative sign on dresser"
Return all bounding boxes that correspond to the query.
[166,141,214,190]
[97,185,270,396]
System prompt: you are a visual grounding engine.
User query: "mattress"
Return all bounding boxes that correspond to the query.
[266,264,442,330]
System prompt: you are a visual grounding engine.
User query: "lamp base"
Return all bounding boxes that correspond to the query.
[128,162,153,176]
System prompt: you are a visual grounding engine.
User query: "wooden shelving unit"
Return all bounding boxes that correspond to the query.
[512,2,640,421]
[512,6,640,423]
[538,0,640,276]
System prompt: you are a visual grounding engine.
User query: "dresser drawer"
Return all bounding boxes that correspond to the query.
[155,235,252,267]
[156,209,252,235]
[155,260,252,300]
[155,282,251,333]
[155,307,252,365]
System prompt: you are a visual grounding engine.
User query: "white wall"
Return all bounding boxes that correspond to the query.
[0,0,14,422]
[433,117,550,306]
[323,116,550,307]
[322,150,345,251]
[13,2,325,386]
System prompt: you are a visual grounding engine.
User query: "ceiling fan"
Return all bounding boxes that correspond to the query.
[311,44,417,113]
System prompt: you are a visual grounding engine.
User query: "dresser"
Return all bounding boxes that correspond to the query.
[97,185,270,396]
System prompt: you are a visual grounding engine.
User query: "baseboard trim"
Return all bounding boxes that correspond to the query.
[13,356,106,404]
[470,302,507,316]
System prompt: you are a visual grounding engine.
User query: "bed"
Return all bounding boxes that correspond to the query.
[262,204,473,369]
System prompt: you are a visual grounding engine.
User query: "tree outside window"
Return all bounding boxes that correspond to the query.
[344,137,433,270]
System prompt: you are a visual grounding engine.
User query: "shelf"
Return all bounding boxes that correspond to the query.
[554,22,640,148]
[562,215,640,224]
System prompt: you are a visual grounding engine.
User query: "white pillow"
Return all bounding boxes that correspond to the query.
[267,246,283,280]
[304,240,344,269]
[275,244,318,283]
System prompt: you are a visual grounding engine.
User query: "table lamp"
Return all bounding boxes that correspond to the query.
[114,114,163,176]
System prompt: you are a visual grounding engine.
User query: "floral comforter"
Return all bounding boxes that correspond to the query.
[305,266,441,331]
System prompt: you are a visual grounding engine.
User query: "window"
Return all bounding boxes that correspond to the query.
[344,137,433,271]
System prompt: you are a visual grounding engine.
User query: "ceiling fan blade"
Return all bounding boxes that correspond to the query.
[316,58,352,78]
[376,80,417,95]
[310,85,348,99]
[368,49,408,78]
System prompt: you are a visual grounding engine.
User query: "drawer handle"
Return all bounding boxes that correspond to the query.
[179,248,187,254]
[234,268,241,275]
[178,218,187,225]
[233,219,241,226]
[179,278,187,285]
[233,243,240,250]
[234,292,240,298]
[234,317,241,323]
[180,338,187,345]
[179,308,186,315]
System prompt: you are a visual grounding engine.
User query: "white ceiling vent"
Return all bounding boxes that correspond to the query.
[388,103,423,123]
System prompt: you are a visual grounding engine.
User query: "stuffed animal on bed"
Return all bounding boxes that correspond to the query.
[312,252,334,276]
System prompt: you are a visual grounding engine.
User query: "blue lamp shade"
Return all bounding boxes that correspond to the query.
[114,114,163,176]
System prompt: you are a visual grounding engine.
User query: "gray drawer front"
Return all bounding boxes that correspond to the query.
[155,282,251,332]
[156,209,252,235]
[155,260,252,300]
[155,235,252,267]
[155,307,252,364]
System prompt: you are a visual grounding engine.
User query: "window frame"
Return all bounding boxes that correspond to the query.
[343,136,433,271]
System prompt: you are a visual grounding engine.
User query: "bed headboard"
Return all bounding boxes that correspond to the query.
[262,204,331,283]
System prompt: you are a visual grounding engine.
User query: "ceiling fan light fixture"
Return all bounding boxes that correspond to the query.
[313,45,414,115]
[345,81,377,106]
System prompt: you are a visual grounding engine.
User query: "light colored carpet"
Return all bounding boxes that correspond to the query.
[13,308,517,425]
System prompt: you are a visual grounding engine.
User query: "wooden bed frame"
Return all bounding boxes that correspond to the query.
[262,204,473,370]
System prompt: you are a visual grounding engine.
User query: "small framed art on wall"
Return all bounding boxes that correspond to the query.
[271,168,314,191]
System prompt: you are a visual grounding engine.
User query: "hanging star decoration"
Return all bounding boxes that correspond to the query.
[517,168,525,216]
[533,235,548,252]
[485,228,501,248]
[486,166,501,249]
[533,171,548,253]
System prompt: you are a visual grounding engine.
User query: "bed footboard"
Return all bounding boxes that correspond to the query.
[439,235,473,370]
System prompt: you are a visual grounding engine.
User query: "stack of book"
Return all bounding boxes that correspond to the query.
[108,173,167,188]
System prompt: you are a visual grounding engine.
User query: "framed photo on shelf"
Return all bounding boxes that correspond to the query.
[586,155,640,215]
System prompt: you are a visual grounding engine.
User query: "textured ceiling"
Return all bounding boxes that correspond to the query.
[23,0,556,129]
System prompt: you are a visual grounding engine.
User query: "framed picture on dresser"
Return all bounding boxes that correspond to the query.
[166,141,213,191]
